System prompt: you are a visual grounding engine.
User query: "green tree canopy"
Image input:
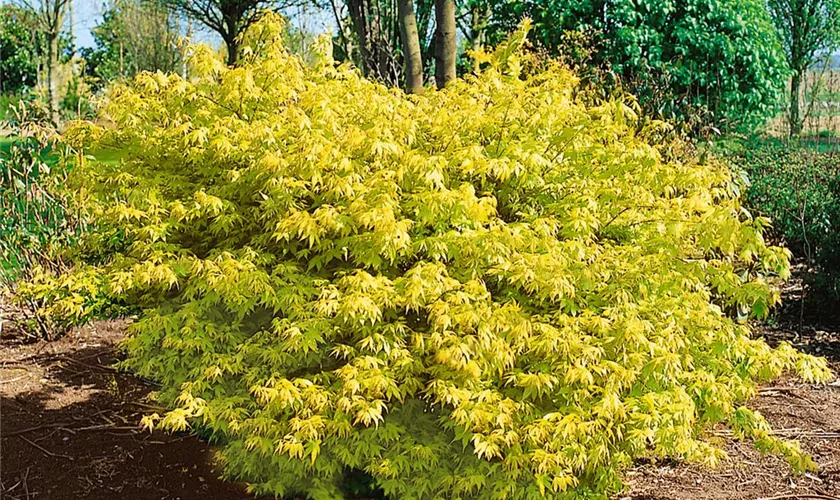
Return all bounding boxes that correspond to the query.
[485,0,787,132]
[1,4,41,93]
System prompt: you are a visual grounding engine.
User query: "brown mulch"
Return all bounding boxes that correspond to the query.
[0,319,251,500]
[626,265,840,500]
[3,269,840,499]
[623,380,840,500]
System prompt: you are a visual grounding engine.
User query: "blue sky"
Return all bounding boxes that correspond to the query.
[71,0,99,48]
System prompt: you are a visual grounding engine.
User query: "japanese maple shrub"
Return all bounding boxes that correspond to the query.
[41,15,831,499]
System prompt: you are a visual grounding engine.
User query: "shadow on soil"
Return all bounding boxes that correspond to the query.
[0,324,252,500]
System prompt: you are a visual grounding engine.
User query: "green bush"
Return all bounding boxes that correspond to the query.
[24,16,830,499]
[0,5,40,94]
[733,138,840,295]
[1,102,68,276]
[486,0,787,133]
[1,103,77,338]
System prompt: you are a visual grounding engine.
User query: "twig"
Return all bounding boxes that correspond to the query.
[23,466,30,500]
[53,355,114,372]
[129,401,164,411]
[758,386,818,405]
[760,386,804,392]
[17,435,73,460]
[0,375,28,384]
[72,423,140,432]
[3,478,21,494]
[805,473,824,483]
[5,422,72,437]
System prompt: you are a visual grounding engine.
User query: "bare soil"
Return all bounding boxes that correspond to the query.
[3,271,840,499]
[0,319,251,500]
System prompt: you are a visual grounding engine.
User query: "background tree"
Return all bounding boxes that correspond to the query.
[433,0,455,87]
[80,8,126,84]
[162,0,281,64]
[398,0,424,93]
[484,0,787,132]
[0,4,41,93]
[82,0,185,87]
[767,0,840,136]
[16,0,72,123]
[343,0,401,84]
[329,0,436,87]
[459,0,490,72]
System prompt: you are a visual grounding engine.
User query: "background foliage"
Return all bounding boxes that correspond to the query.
[731,138,840,297]
[0,4,41,94]
[80,0,185,90]
[484,0,788,132]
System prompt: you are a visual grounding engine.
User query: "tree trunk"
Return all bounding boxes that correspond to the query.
[789,70,803,137]
[46,30,60,124]
[347,0,373,77]
[470,3,488,73]
[434,0,456,88]
[224,36,239,66]
[398,0,424,93]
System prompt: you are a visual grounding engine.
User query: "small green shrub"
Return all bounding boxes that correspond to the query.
[1,102,76,337]
[732,138,840,296]
[1,102,68,276]
[23,16,831,499]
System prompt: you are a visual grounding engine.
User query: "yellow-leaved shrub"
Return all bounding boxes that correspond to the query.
[38,14,832,499]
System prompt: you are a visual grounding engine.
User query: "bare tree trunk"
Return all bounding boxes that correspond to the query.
[222,12,241,66]
[790,70,803,137]
[224,36,239,65]
[434,0,456,88]
[328,0,350,59]
[398,0,423,93]
[347,0,373,76]
[67,0,74,55]
[470,2,488,72]
[46,30,60,124]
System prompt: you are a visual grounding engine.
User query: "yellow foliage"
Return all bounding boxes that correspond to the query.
[25,13,832,499]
